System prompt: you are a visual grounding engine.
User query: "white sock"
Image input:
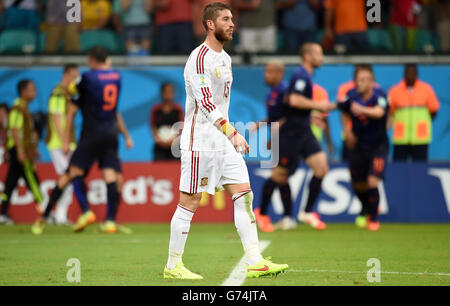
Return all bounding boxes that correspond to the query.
[232,190,263,266]
[166,204,194,270]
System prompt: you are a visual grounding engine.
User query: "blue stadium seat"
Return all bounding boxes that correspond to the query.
[368,29,393,51]
[81,30,120,53]
[0,29,37,53]
[316,30,324,43]
[417,29,440,52]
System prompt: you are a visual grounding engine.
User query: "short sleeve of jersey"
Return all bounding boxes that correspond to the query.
[375,89,389,111]
[71,73,87,107]
[8,109,24,129]
[337,89,356,113]
[337,99,351,113]
[49,94,65,115]
[288,71,309,96]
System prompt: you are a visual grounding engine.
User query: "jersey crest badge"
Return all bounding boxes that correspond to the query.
[215,67,221,79]
[200,177,209,187]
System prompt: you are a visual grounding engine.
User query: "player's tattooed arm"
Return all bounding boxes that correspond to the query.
[62,103,78,154]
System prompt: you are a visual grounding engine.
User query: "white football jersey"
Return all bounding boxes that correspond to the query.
[180,43,233,151]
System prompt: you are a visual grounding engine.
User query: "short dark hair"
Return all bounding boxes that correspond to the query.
[354,64,373,80]
[355,64,375,80]
[17,79,33,96]
[405,63,418,72]
[0,102,9,113]
[63,63,78,73]
[300,42,320,58]
[161,82,174,92]
[202,2,231,31]
[88,46,109,63]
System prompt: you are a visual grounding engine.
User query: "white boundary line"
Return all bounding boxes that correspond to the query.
[221,240,271,286]
[289,269,450,277]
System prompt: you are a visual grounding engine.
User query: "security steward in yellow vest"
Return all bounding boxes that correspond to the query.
[388,64,440,161]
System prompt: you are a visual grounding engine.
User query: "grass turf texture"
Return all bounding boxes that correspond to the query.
[0,223,449,286]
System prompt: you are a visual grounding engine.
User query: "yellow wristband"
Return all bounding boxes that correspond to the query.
[219,120,237,139]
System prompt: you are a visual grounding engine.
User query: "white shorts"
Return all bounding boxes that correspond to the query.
[179,146,250,195]
[50,149,73,175]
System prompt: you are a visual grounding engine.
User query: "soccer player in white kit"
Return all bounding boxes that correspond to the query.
[163,2,288,280]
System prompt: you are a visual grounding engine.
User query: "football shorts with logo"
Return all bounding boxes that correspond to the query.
[277,126,322,175]
[348,141,389,182]
[179,143,249,195]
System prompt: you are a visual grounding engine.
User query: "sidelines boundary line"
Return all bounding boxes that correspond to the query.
[289,269,450,277]
[221,240,271,286]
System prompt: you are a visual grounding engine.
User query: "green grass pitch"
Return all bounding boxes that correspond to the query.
[0,223,449,286]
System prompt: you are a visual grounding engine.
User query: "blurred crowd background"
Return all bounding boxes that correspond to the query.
[0,0,449,55]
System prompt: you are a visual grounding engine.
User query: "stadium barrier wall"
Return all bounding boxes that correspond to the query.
[0,64,448,162]
[1,162,449,224]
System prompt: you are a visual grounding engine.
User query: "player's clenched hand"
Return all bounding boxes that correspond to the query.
[62,138,70,154]
[231,133,250,155]
[125,136,134,149]
[350,103,365,116]
[316,101,336,113]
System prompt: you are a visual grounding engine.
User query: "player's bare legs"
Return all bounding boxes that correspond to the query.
[305,151,329,179]
[271,166,289,185]
[298,151,329,230]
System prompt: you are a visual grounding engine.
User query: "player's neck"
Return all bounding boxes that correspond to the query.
[362,89,373,101]
[19,97,30,105]
[92,63,111,70]
[302,62,314,75]
[405,79,416,87]
[60,80,70,89]
[271,80,282,88]
[204,35,223,53]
